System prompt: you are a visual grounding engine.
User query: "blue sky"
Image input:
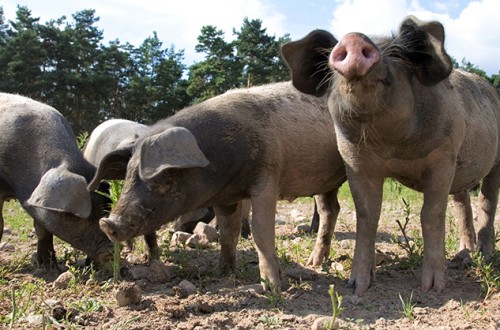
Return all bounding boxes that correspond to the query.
[2,0,499,75]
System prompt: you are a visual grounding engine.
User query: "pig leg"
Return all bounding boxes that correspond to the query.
[476,168,500,257]
[251,181,282,292]
[309,200,319,233]
[307,189,340,266]
[33,222,59,272]
[0,198,4,243]
[144,231,161,261]
[216,202,243,273]
[419,166,455,293]
[347,172,384,295]
[240,199,251,239]
[450,192,476,252]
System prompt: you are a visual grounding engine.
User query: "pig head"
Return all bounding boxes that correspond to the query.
[282,16,500,295]
[0,93,113,271]
[91,82,346,292]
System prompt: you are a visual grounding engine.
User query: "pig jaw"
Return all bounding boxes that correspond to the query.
[99,213,141,243]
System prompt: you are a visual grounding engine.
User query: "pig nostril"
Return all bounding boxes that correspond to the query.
[334,49,347,62]
[362,47,376,60]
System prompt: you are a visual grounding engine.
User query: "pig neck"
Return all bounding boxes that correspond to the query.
[329,91,415,150]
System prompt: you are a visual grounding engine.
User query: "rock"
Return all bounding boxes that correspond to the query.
[295,216,307,222]
[239,284,265,294]
[0,242,14,251]
[186,234,210,248]
[3,227,12,235]
[330,262,344,272]
[129,260,171,283]
[192,222,218,242]
[294,223,311,234]
[45,299,63,308]
[375,252,386,266]
[24,314,47,325]
[311,316,339,330]
[53,271,74,289]
[340,240,350,249]
[173,279,197,298]
[170,231,191,247]
[290,209,302,218]
[148,259,171,283]
[286,267,316,281]
[114,282,142,307]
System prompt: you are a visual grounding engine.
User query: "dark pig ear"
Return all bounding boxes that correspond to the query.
[281,29,338,96]
[88,144,133,191]
[139,127,209,180]
[398,15,453,86]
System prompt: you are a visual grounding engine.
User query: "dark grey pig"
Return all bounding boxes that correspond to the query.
[281,16,500,295]
[0,93,113,271]
[91,81,347,291]
[83,118,215,260]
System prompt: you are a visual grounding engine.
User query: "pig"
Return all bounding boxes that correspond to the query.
[281,16,500,295]
[83,118,215,260]
[90,81,347,291]
[0,93,113,271]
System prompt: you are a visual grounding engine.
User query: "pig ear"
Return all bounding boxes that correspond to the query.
[27,168,92,218]
[88,144,133,191]
[281,29,338,96]
[139,127,209,180]
[398,15,453,86]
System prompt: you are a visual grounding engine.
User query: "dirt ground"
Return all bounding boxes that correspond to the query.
[1,195,499,329]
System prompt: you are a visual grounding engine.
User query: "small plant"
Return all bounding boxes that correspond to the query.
[391,198,423,269]
[76,131,89,150]
[258,314,282,326]
[262,278,285,308]
[399,290,416,321]
[472,252,500,299]
[324,284,344,329]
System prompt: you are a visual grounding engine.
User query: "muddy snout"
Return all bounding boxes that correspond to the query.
[99,214,135,242]
[330,32,380,80]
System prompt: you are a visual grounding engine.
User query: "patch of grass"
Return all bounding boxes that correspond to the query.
[258,314,282,327]
[472,252,500,300]
[399,290,416,321]
[390,198,423,270]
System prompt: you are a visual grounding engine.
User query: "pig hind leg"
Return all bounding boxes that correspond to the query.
[450,191,476,252]
[307,189,341,266]
[216,202,244,273]
[476,164,500,257]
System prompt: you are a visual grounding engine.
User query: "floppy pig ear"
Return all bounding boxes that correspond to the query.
[27,168,92,218]
[281,29,338,96]
[399,15,453,86]
[139,127,209,180]
[88,144,133,191]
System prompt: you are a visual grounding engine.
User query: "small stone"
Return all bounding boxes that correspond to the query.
[286,267,315,281]
[45,299,62,308]
[311,316,338,330]
[275,217,286,225]
[53,271,74,289]
[340,240,350,249]
[186,234,205,248]
[294,216,307,222]
[239,284,265,294]
[193,222,218,242]
[170,231,191,247]
[126,253,145,265]
[148,259,171,283]
[375,252,386,266]
[24,314,46,325]
[330,262,344,272]
[3,227,12,235]
[179,279,197,295]
[114,282,142,307]
[294,223,311,234]
[197,302,214,313]
[0,242,14,251]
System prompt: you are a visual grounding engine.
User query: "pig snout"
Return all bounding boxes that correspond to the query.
[99,214,136,242]
[330,33,380,80]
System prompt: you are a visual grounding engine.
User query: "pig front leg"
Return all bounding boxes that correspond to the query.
[420,165,456,293]
[476,168,500,257]
[216,202,243,273]
[347,171,384,295]
[33,222,59,272]
[307,189,341,266]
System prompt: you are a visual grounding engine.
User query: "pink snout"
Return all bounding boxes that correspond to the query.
[99,216,132,242]
[330,33,380,80]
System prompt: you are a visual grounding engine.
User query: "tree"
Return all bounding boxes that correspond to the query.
[0,6,45,98]
[233,18,290,87]
[187,25,241,103]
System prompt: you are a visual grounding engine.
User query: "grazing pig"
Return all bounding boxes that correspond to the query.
[0,93,113,271]
[83,118,215,260]
[281,16,500,295]
[90,81,347,291]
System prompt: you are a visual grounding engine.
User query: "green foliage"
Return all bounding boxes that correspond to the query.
[326,284,344,329]
[399,290,416,321]
[472,252,500,299]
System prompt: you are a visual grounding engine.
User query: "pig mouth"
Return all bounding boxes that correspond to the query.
[99,216,141,242]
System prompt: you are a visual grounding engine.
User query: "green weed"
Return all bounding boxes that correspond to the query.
[399,290,416,321]
[472,252,500,299]
[324,284,344,330]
